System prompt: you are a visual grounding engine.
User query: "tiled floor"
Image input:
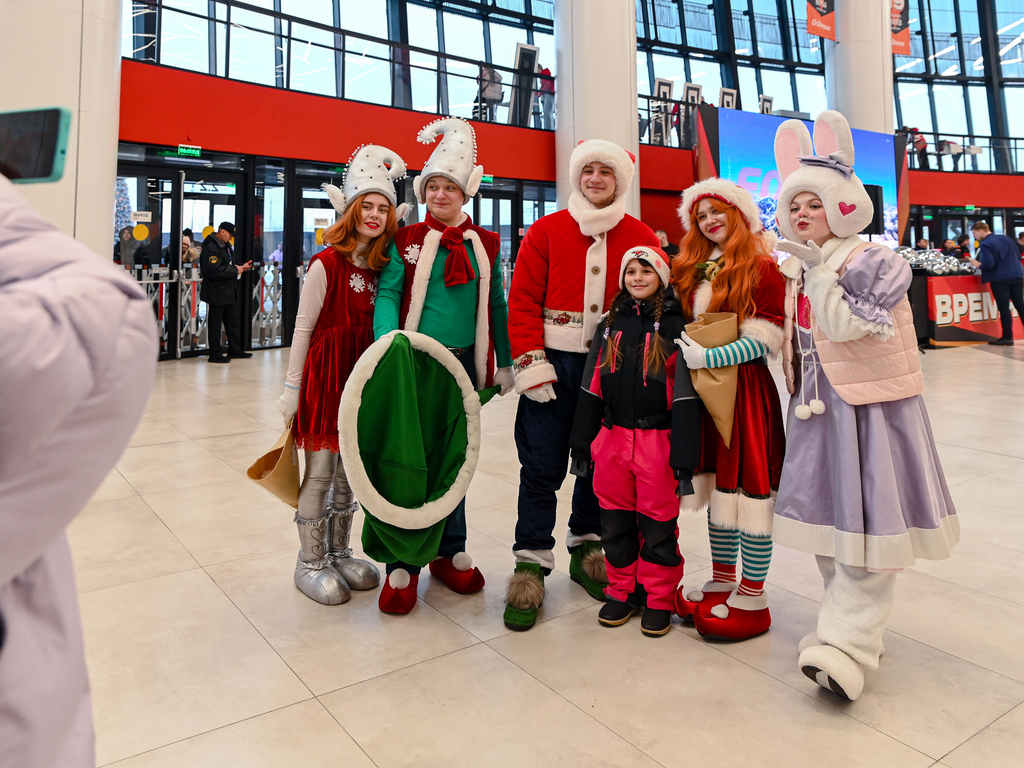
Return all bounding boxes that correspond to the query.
[72,345,1024,767]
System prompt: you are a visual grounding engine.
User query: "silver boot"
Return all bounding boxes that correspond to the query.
[294,515,351,605]
[328,502,380,590]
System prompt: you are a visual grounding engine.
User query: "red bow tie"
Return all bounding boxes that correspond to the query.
[439,226,476,287]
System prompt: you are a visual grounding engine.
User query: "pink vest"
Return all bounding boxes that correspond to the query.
[782,243,923,406]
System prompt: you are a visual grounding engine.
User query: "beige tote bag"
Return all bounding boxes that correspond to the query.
[247,422,300,510]
[685,312,739,448]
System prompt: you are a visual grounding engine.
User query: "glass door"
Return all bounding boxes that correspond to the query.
[113,170,183,360]
[475,190,520,297]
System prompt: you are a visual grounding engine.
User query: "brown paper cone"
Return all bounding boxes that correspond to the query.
[247,423,300,510]
[685,312,739,448]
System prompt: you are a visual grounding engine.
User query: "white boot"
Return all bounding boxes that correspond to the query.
[799,644,865,701]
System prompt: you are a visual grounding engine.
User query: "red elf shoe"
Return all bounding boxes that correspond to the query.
[693,592,771,641]
[675,580,737,625]
[378,569,419,614]
[428,552,485,595]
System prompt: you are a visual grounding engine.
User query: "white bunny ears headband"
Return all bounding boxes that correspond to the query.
[322,144,411,222]
[774,110,873,241]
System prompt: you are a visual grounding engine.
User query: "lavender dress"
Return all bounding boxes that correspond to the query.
[773,247,959,569]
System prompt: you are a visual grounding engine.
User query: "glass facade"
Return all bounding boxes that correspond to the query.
[121,2,1024,148]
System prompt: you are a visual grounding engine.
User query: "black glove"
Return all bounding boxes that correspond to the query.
[675,469,695,497]
[569,450,592,479]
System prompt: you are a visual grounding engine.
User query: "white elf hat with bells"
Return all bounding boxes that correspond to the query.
[413,117,485,203]
[774,110,873,242]
[618,245,671,290]
[569,139,636,201]
[322,144,411,221]
[679,178,765,234]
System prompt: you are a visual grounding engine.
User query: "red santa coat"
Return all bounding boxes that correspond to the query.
[507,208,659,392]
[391,215,502,389]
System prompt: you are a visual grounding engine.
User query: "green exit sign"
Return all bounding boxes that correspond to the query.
[965,205,976,211]
[481,175,494,184]
[177,144,202,158]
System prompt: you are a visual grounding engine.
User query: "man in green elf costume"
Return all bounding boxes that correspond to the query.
[366,117,514,614]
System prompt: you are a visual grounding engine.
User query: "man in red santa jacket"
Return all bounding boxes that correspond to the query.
[503,139,660,631]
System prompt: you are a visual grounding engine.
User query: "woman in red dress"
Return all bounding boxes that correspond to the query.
[277,144,409,605]
[670,179,786,641]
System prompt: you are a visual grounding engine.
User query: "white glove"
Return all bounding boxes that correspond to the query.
[776,238,824,268]
[675,332,707,370]
[277,385,300,426]
[493,366,515,396]
[524,382,557,403]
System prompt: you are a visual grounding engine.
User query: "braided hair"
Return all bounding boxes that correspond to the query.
[644,289,672,375]
[598,289,629,371]
[598,286,672,375]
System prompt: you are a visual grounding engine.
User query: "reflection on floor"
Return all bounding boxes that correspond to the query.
[73,346,1024,767]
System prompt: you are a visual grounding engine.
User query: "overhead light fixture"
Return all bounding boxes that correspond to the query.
[928,45,955,60]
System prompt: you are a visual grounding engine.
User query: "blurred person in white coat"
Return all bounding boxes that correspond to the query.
[0,174,157,767]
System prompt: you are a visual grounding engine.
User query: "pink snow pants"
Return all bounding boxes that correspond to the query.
[592,426,683,611]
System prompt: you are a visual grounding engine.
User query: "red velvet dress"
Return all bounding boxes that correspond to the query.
[294,248,378,452]
[687,261,786,501]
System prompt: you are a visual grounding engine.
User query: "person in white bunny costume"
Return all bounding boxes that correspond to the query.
[276,144,409,605]
[772,111,959,701]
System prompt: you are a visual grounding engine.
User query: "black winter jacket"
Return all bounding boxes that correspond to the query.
[199,234,238,305]
[568,290,701,491]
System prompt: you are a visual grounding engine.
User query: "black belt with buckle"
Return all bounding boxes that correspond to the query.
[446,345,473,356]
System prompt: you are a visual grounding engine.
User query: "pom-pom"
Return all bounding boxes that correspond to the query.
[795,403,812,420]
[809,398,826,415]
[388,568,411,590]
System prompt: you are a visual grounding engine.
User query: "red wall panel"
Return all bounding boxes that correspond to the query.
[119,61,556,181]
[908,170,1024,209]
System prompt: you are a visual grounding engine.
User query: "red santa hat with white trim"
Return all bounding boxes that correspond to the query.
[678,178,765,234]
[569,139,637,200]
[619,245,671,289]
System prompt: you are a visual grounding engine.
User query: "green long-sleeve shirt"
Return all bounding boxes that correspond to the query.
[374,239,513,368]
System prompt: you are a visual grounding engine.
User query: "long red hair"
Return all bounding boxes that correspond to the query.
[671,199,773,325]
[322,193,398,271]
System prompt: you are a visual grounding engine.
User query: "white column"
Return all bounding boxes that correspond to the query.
[553,0,640,214]
[0,0,123,258]
[824,1,894,133]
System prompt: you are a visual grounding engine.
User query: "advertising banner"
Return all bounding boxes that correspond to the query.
[891,1,911,55]
[807,1,836,41]
[927,275,1023,345]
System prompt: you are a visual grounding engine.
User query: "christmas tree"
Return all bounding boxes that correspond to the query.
[114,176,132,243]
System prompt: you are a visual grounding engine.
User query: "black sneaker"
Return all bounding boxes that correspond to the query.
[208,355,230,364]
[229,351,254,358]
[988,338,1014,346]
[641,608,672,636]
[598,599,639,627]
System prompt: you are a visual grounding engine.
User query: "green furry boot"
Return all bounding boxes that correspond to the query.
[503,562,545,631]
[569,540,608,602]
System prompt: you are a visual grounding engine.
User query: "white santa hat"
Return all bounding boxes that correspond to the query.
[412,117,485,203]
[569,139,636,200]
[322,144,410,221]
[678,178,765,234]
[619,245,671,290]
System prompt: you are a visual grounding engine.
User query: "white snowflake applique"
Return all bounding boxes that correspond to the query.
[369,279,379,305]
[404,244,421,264]
[349,273,366,293]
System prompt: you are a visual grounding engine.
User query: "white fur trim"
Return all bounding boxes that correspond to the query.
[567,191,627,237]
[582,236,609,344]
[565,531,601,548]
[569,139,635,199]
[403,229,443,333]
[679,471,715,516]
[772,513,960,569]
[339,331,482,530]
[740,317,785,356]
[452,551,473,571]
[514,359,557,393]
[464,230,492,388]
[514,548,556,571]
[542,322,586,354]
[708,489,739,530]
[389,568,411,590]
[798,644,865,701]
[736,492,776,538]
[691,280,713,318]
[680,178,763,233]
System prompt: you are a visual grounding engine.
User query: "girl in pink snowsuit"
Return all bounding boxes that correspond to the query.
[569,246,701,636]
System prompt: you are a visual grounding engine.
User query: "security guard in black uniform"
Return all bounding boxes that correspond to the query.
[200,222,253,363]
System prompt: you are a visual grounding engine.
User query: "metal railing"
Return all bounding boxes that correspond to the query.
[125,0,556,129]
[901,129,1024,174]
[637,94,698,149]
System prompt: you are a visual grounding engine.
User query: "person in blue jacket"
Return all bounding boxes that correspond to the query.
[969,221,1024,345]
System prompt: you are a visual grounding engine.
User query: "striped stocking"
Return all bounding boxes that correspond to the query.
[708,517,739,584]
[738,532,773,596]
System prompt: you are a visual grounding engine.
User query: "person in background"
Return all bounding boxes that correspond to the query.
[538,63,555,131]
[956,234,972,259]
[656,229,679,257]
[968,221,1024,346]
[1015,231,1024,256]
[915,237,930,250]
[114,225,139,267]
[941,238,958,255]
[200,221,252,363]
[912,128,929,170]
[0,173,157,768]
